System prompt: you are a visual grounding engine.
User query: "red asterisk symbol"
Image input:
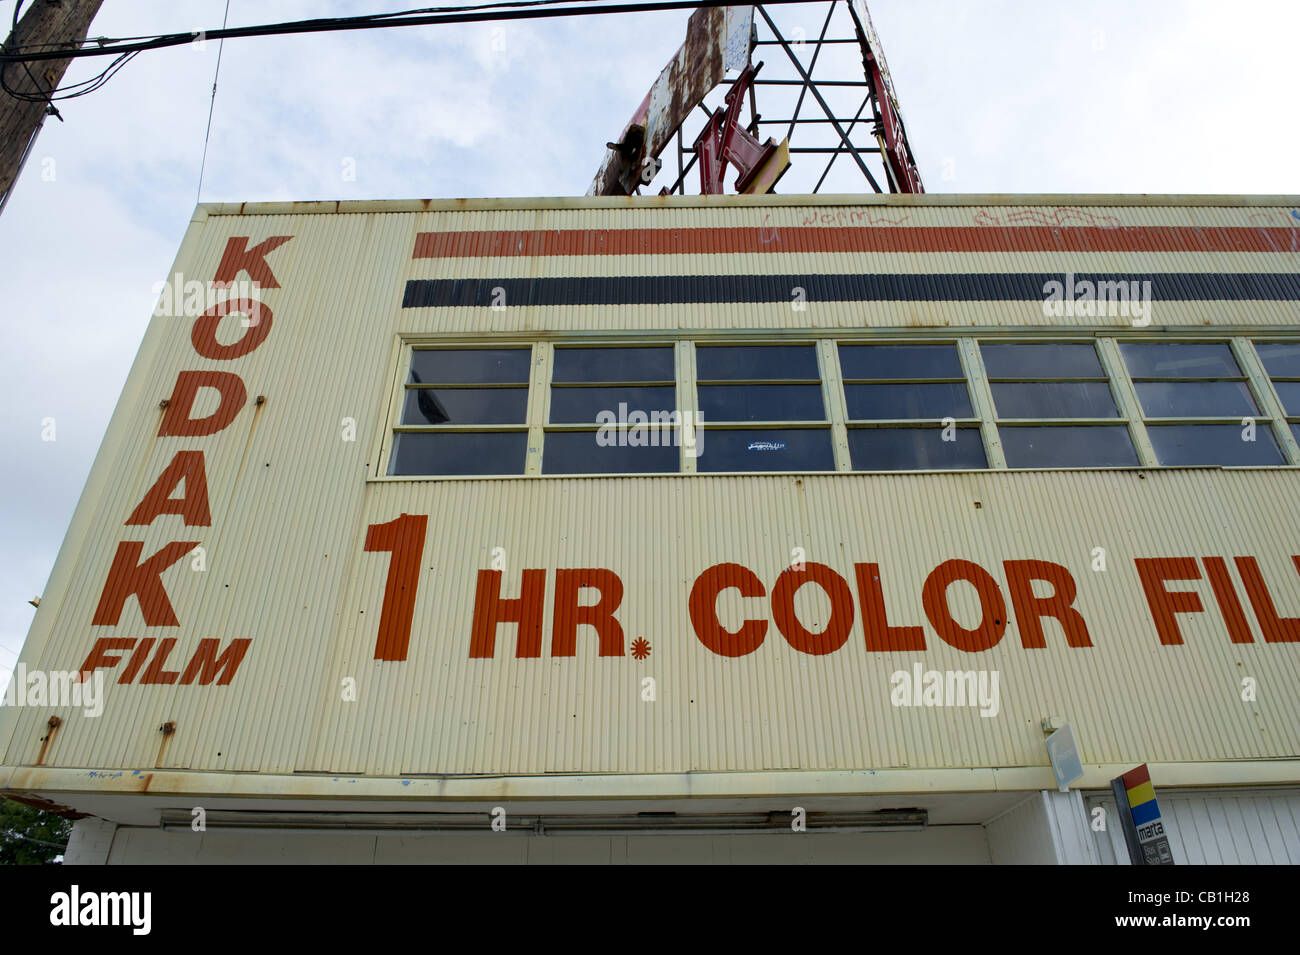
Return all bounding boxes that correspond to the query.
[630,637,651,660]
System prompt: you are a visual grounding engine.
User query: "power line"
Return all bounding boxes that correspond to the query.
[195,0,232,204]
[1,0,810,64]
[2,1,135,105]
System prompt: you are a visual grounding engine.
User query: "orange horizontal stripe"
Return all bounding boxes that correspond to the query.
[413,225,1300,259]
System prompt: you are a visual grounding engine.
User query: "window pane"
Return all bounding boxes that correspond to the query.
[389,431,527,475]
[699,384,824,421]
[1121,342,1239,378]
[991,381,1118,419]
[838,344,963,380]
[409,348,531,384]
[847,428,986,470]
[1133,381,1258,417]
[981,343,1103,379]
[543,431,679,474]
[697,429,835,472]
[696,345,819,380]
[549,386,676,424]
[1000,426,1139,467]
[1146,424,1284,466]
[1256,341,1300,377]
[845,382,972,419]
[402,387,527,425]
[553,346,674,383]
[1274,381,1300,416]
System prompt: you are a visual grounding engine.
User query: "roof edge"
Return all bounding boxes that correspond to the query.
[197,193,1300,216]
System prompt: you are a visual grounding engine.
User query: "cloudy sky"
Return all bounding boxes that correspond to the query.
[1,0,1298,683]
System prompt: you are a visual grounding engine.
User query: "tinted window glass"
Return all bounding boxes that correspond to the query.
[847,428,986,470]
[1255,341,1300,377]
[838,344,963,379]
[389,432,528,475]
[549,385,676,424]
[553,346,674,383]
[1146,424,1284,466]
[991,381,1118,419]
[696,345,819,380]
[1133,381,1258,417]
[1273,381,1300,416]
[409,348,531,384]
[1121,342,1240,378]
[999,426,1139,467]
[699,384,824,421]
[981,343,1104,379]
[844,382,972,419]
[402,387,527,425]
[697,429,835,472]
[542,431,679,474]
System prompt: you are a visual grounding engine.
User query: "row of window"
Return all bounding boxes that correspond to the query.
[387,339,1300,476]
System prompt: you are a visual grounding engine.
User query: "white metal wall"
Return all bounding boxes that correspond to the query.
[69,822,992,865]
[1086,787,1300,864]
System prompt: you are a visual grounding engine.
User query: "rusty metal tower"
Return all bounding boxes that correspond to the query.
[589,1,923,197]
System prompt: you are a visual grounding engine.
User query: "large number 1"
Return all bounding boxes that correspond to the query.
[363,513,428,661]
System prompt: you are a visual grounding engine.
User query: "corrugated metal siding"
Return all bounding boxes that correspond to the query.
[1087,788,1300,864]
[2,195,1299,790]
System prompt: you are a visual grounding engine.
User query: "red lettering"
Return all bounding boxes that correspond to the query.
[469,569,547,659]
[125,451,212,526]
[119,638,156,684]
[191,299,272,360]
[1135,557,1202,645]
[1202,557,1254,644]
[363,514,428,661]
[139,638,181,685]
[688,563,767,657]
[92,540,199,627]
[77,638,135,679]
[214,235,293,288]
[180,638,252,685]
[159,370,247,437]
[1235,556,1300,643]
[552,569,625,657]
[1003,560,1092,648]
[854,563,925,651]
[922,559,1007,652]
[771,562,854,655]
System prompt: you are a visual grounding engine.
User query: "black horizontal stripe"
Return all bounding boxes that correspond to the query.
[402,272,1300,307]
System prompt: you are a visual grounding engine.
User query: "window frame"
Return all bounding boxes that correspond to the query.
[371,332,1300,480]
[1118,337,1291,468]
[836,340,985,472]
[543,342,682,476]
[1246,337,1300,463]
[692,339,838,474]
[980,338,1139,469]
[385,340,538,477]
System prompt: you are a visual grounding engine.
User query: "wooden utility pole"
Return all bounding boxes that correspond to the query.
[0,0,105,215]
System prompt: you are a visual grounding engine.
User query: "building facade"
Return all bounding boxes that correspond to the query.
[3,193,1299,863]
